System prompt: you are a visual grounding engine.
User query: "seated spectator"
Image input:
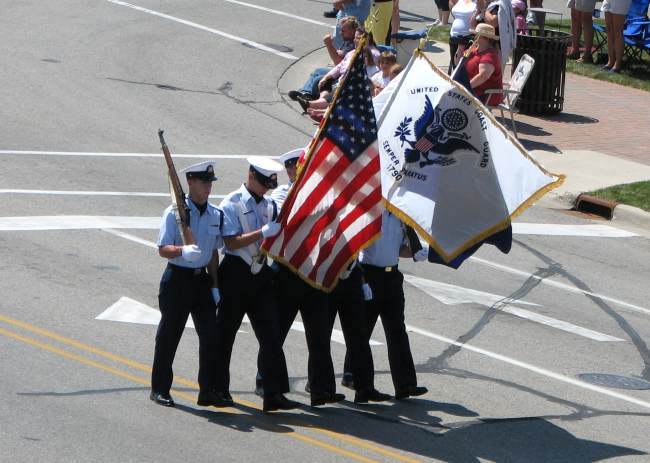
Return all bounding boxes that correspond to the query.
[296,30,380,114]
[333,0,372,48]
[512,0,528,33]
[389,63,404,79]
[288,17,359,102]
[464,24,503,105]
[371,51,397,95]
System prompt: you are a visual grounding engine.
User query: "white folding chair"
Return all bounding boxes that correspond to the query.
[484,54,535,139]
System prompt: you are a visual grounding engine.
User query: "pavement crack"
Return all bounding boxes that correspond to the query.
[515,239,650,381]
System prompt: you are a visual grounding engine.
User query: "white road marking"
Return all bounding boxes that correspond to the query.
[404,274,625,342]
[82,230,650,410]
[512,223,639,238]
[96,297,247,333]
[0,150,275,159]
[105,0,298,60]
[224,0,334,28]
[242,315,382,346]
[94,237,383,345]
[0,189,226,199]
[0,214,640,240]
[405,324,650,410]
[101,228,158,249]
[0,216,160,231]
[469,256,650,317]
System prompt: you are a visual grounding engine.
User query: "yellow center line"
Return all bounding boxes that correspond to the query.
[0,314,421,463]
[0,324,379,463]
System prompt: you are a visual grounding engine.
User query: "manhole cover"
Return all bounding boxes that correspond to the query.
[577,373,650,390]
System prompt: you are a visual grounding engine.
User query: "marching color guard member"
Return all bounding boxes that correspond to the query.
[214,156,299,413]
[266,148,345,406]
[344,209,429,399]
[270,147,302,209]
[328,261,392,403]
[152,161,229,408]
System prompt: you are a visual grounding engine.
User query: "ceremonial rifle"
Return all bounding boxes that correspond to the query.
[158,129,195,245]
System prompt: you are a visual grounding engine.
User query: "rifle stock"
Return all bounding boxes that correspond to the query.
[159,130,195,246]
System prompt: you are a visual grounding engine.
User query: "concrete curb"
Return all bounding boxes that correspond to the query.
[613,204,650,229]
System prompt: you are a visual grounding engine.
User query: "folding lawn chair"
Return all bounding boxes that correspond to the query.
[484,54,536,139]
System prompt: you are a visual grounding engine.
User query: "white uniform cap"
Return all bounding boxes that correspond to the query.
[247,156,283,176]
[179,160,217,181]
[279,148,305,164]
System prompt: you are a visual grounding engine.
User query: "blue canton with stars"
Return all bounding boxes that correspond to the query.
[323,50,377,162]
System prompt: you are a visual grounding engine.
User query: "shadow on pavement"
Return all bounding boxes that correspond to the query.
[519,139,562,153]
[18,383,647,460]
[537,112,599,125]
[168,383,646,462]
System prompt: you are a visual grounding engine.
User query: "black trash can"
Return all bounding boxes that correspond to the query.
[513,29,572,115]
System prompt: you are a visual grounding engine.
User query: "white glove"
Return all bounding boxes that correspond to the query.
[211,288,221,306]
[340,260,357,280]
[413,246,429,262]
[181,244,202,262]
[362,283,373,301]
[261,221,281,238]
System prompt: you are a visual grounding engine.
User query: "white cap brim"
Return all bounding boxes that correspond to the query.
[247,156,283,177]
[279,148,305,164]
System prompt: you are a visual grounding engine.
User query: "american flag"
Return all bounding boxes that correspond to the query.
[262,47,382,291]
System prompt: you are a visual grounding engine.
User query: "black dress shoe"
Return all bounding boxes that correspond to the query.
[354,389,392,403]
[263,394,301,412]
[394,386,428,400]
[150,391,175,407]
[311,392,345,407]
[197,390,234,407]
[323,8,338,18]
[341,373,355,390]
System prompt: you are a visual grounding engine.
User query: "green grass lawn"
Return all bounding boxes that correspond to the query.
[587,181,650,212]
[422,21,650,92]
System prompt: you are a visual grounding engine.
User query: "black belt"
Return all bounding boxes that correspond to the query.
[374,0,393,3]
[362,263,399,273]
[168,263,207,276]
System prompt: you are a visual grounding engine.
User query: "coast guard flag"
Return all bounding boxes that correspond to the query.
[377,52,563,265]
[263,47,382,291]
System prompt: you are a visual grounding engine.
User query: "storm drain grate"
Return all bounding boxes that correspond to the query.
[574,194,618,220]
[577,373,650,390]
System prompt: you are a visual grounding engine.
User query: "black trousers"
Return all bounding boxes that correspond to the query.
[356,265,417,391]
[275,266,335,395]
[213,255,289,396]
[152,264,218,394]
[333,266,375,392]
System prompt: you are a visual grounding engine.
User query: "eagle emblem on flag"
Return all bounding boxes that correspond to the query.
[394,95,479,168]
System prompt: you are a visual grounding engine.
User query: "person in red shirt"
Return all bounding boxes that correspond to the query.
[464,23,503,105]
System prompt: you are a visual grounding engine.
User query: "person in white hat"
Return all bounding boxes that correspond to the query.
[270,148,303,209]
[465,23,503,105]
[152,160,231,408]
[213,156,299,412]
[251,147,345,407]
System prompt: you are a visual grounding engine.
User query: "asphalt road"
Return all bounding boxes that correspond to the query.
[2,1,649,462]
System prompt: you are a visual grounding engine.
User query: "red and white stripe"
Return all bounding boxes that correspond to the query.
[414,136,433,152]
[264,138,382,290]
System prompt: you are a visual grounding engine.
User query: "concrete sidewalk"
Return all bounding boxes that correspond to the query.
[278,42,650,229]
